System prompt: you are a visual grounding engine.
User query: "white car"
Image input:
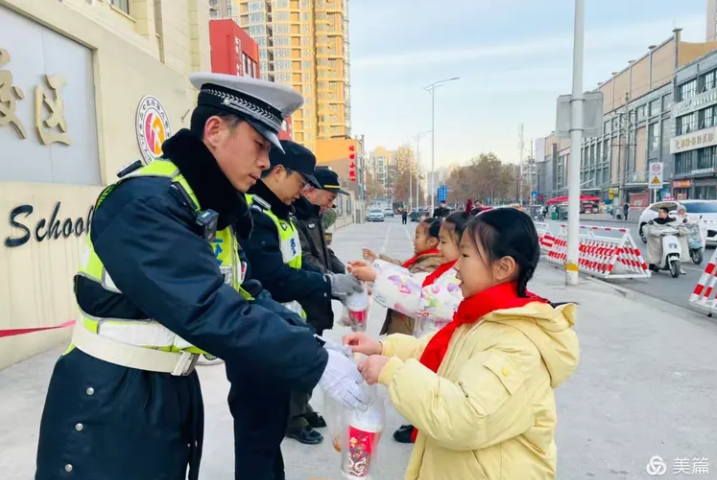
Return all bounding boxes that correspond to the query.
[638,200,717,245]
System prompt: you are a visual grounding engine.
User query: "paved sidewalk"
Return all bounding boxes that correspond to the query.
[1,219,717,479]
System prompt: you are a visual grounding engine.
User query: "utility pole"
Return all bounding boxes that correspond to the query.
[566,0,585,287]
[529,138,534,206]
[620,92,630,211]
[519,124,525,204]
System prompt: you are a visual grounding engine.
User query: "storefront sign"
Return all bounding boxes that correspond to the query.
[670,127,717,154]
[673,180,693,188]
[673,89,717,116]
[4,202,94,248]
[0,48,72,146]
[136,95,172,164]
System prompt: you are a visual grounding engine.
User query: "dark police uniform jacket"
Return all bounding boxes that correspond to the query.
[35,129,327,480]
[241,181,333,308]
[292,195,345,331]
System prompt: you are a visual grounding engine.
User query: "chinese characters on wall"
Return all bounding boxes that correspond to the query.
[0,48,72,146]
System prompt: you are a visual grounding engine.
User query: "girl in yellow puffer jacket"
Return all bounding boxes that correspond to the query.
[345,208,580,480]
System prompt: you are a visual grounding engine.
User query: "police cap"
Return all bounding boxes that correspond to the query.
[269,140,321,188]
[189,73,303,153]
[314,167,349,195]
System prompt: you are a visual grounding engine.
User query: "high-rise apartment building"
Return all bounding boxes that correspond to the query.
[209,0,235,19]
[709,0,717,42]
[234,0,350,152]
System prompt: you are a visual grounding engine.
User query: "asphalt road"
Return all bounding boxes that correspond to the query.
[540,218,710,309]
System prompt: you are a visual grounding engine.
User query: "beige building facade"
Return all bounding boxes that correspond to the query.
[542,30,717,207]
[0,0,210,369]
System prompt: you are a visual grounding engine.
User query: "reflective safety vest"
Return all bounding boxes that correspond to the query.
[72,159,251,361]
[246,194,306,318]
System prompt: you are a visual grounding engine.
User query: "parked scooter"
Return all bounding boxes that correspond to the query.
[684,221,704,265]
[647,223,684,278]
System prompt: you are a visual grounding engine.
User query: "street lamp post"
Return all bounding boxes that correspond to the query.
[566,0,585,286]
[424,77,459,214]
[411,130,432,211]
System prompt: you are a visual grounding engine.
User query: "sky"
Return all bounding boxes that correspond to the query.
[348,0,708,170]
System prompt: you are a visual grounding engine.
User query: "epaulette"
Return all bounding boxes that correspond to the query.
[250,194,271,213]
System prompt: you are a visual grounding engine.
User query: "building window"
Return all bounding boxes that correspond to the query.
[273,24,291,34]
[248,12,265,23]
[302,60,311,69]
[110,0,130,14]
[302,12,310,21]
[678,79,698,101]
[249,1,265,12]
[675,151,696,175]
[636,105,646,120]
[701,106,715,129]
[676,112,697,135]
[249,25,266,36]
[274,0,290,7]
[647,122,660,152]
[603,120,610,133]
[703,70,716,92]
[649,99,661,117]
[662,94,672,111]
[274,11,290,21]
[274,36,291,46]
[302,24,310,34]
[698,146,717,170]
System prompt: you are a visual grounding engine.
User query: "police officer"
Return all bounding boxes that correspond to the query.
[293,167,349,336]
[242,141,363,446]
[34,73,368,480]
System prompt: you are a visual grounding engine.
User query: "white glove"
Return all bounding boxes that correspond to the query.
[319,350,370,411]
[316,335,352,358]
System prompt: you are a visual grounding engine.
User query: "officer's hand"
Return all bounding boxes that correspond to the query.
[328,273,363,301]
[319,350,370,411]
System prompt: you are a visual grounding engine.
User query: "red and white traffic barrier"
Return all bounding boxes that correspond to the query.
[545,224,650,279]
[534,222,555,253]
[689,248,717,316]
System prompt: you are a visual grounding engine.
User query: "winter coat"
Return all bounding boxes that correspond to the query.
[378,302,580,480]
[293,195,346,331]
[375,253,443,335]
[371,263,463,338]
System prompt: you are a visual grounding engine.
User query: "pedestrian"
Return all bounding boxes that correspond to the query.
[347,207,580,480]
[349,200,476,443]
[360,217,442,335]
[34,73,369,480]
[432,201,450,219]
[623,202,630,221]
[293,167,349,336]
[242,141,364,447]
[402,209,408,224]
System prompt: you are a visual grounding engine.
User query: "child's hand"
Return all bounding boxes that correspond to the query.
[362,248,377,262]
[343,332,382,356]
[351,265,377,283]
[358,355,390,385]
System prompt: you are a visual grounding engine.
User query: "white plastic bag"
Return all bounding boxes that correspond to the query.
[340,384,386,479]
[345,289,369,332]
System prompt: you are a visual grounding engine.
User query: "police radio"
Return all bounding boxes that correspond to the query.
[169,181,219,241]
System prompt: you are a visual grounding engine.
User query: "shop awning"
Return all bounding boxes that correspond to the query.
[546,195,601,205]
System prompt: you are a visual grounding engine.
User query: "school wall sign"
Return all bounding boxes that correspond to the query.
[136,95,172,164]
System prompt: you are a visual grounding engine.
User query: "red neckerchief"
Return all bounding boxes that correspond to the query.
[410,281,549,442]
[402,248,440,269]
[421,260,456,287]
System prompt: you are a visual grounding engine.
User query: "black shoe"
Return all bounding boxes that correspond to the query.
[395,424,413,432]
[305,411,327,429]
[393,425,415,444]
[286,426,324,445]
